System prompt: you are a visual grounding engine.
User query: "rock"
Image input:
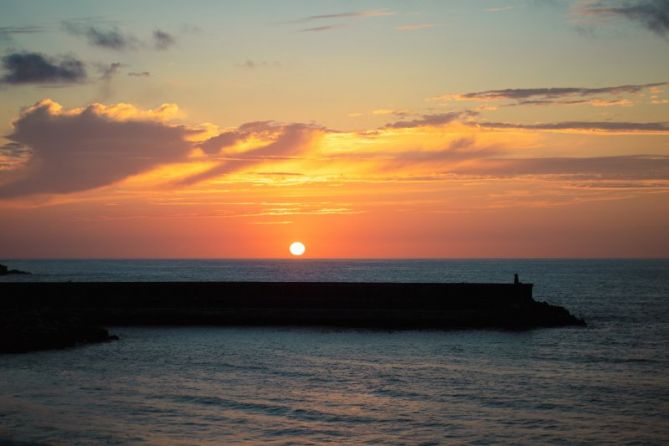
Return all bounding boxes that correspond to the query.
[0,310,118,354]
[0,264,31,275]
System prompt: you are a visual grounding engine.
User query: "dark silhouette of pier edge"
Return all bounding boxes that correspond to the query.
[0,278,585,353]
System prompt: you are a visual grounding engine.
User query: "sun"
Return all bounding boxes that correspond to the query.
[289,241,306,256]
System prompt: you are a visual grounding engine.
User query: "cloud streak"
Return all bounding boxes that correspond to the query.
[510,98,634,107]
[340,138,502,169]
[0,143,31,171]
[177,123,325,186]
[291,9,395,22]
[0,25,46,41]
[475,120,669,133]
[282,9,394,32]
[485,6,514,13]
[0,25,45,34]
[1,52,86,84]
[324,130,669,182]
[449,155,669,180]
[439,81,667,102]
[385,111,478,129]
[300,25,345,33]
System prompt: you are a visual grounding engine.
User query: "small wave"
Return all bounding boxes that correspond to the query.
[160,393,381,425]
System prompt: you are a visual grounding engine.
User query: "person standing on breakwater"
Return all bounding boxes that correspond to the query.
[514,273,520,285]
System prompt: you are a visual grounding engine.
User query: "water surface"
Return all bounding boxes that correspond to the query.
[1,259,668,445]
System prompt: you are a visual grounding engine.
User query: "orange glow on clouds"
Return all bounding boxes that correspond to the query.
[1,97,668,258]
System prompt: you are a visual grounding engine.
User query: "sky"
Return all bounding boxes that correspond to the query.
[0,0,668,258]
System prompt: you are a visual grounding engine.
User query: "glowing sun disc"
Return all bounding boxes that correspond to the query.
[289,241,306,256]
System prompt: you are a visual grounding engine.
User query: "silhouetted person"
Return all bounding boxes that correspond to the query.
[514,273,520,285]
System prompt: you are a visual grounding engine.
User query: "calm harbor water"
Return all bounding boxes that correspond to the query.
[1,259,668,445]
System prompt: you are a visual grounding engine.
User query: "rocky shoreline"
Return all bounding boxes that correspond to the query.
[0,309,118,354]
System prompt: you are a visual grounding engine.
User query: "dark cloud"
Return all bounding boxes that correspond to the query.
[385,111,478,129]
[96,62,122,101]
[475,120,669,132]
[99,62,122,80]
[510,98,632,107]
[63,21,176,51]
[458,82,666,101]
[153,29,175,50]
[63,20,136,50]
[1,52,86,84]
[580,0,669,37]
[85,27,129,49]
[449,155,669,180]
[0,100,194,198]
[239,59,281,69]
[178,122,324,186]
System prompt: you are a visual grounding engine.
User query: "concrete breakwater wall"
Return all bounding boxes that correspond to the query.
[0,281,584,332]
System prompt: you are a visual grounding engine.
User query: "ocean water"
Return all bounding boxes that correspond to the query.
[0,259,668,445]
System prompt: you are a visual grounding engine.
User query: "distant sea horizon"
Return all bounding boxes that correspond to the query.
[2,257,668,284]
[5,256,669,259]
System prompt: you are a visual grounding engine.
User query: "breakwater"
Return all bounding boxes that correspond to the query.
[0,281,584,337]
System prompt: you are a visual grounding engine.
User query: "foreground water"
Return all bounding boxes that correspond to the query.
[1,259,668,445]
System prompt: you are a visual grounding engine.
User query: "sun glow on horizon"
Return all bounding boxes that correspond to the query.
[289,241,306,256]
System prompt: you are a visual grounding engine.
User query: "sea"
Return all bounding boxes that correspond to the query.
[0,259,668,445]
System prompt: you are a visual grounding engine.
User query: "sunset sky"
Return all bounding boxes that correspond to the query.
[1,0,668,258]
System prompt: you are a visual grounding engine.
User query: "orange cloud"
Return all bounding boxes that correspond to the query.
[176,123,326,186]
[0,99,194,198]
[3,98,668,206]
